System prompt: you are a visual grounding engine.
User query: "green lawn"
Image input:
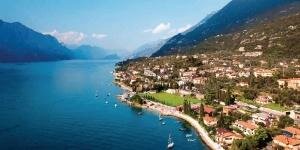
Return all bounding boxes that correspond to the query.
[263,103,291,112]
[142,92,200,107]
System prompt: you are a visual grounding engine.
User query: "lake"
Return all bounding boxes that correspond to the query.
[0,60,207,150]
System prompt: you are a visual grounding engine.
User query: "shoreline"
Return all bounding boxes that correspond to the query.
[114,81,223,150]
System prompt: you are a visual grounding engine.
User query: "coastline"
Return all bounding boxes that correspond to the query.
[114,81,223,150]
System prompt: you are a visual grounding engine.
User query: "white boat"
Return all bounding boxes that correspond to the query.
[167,134,174,149]
[107,93,111,96]
[185,134,192,138]
[105,101,109,104]
[187,138,196,142]
[162,122,166,125]
[114,104,118,108]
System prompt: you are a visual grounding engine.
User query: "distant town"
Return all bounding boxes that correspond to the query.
[114,46,300,149]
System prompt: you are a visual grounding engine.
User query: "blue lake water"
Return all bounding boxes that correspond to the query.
[0,60,207,150]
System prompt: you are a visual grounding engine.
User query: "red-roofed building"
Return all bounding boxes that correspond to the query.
[283,127,300,140]
[273,135,300,150]
[203,115,217,126]
[216,128,243,146]
[233,120,258,136]
[204,105,215,116]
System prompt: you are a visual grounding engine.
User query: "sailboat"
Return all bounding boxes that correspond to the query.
[167,134,174,149]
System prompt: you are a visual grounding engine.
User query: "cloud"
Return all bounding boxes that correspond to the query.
[144,23,192,36]
[144,22,171,34]
[91,33,107,40]
[177,24,192,33]
[44,30,85,44]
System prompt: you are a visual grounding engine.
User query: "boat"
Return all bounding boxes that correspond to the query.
[167,134,174,149]
[159,114,163,121]
[162,122,166,125]
[107,93,111,96]
[138,112,143,115]
[185,134,192,138]
[105,101,109,104]
[187,138,196,142]
[95,90,99,97]
[179,128,186,131]
[114,104,118,108]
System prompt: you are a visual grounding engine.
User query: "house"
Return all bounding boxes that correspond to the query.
[189,67,198,71]
[237,82,249,87]
[255,95,273,105]
[165,89,177,94]
[204,105,215,116]
[216,128,243,146]
[273,135,300,150]
[233,120,258,136]
[282,127,300,139]
[243,51,263,57]
[278,78,300,90]
[178,90,192,96]
[251,113,271,126]
[223,105,238,116]
[193,77,207,85]
[203,115,217,126]
[144,69,156,77]
[289,110,300,124]
[253,69,274,77]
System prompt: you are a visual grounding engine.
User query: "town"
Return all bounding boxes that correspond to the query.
[114,48,300,149]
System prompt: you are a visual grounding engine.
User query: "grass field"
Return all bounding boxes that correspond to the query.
[142,92,200,107]
[263,103,291,112]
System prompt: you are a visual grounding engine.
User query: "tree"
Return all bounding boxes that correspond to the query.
[199,103,205,117]
[253,127,272,148]
[130,94,143,105]
[278,115,294,128]
[183,98,191,114]
[243,88,258,100]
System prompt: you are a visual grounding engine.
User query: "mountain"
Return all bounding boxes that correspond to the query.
[152,0,297,57]
[130,39,166,58]
[72,45,120,60]
[186,1,300,59]
[0,20,72,62]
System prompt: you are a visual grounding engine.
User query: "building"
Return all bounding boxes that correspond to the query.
[165,89,177,94]
[223,105,238,116]
[144,69,156,77]
[289,110,300,124]
[253,69,274,77]
[216,128,243,146]
[255,95,273,105]
[243,51,263,57]
[278,78,300,90]
[203,115,217,126]
[192,77,207,85]
[251,113,271,126]
[204,105,215,116]
[273,135,300,150]
[282,127,300,139]
[233,120,258,136]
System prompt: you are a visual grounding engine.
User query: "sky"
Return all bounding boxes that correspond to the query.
[0,0,230,52]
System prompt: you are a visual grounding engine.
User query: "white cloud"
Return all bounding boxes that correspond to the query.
[91,33,107,40]
[177,24,192,33]
[144,22,171,34]
[144,23,192,36]
[44,30,85,44]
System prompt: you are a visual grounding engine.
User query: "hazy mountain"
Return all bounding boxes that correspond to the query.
[72,45,120,60]
[131,39,166,58]
[0,20,72,62]
[152,0,297,57]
